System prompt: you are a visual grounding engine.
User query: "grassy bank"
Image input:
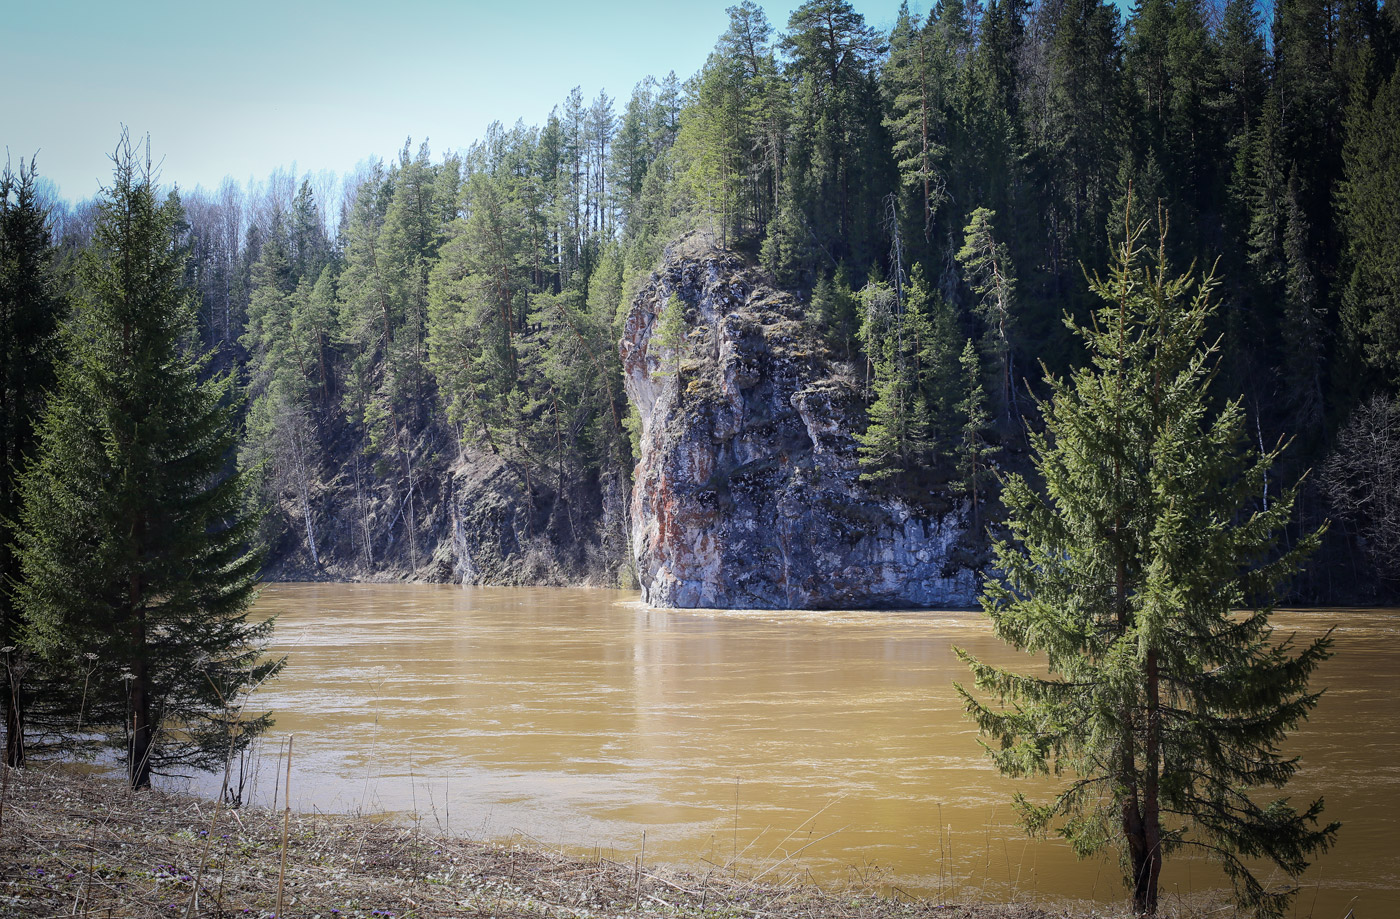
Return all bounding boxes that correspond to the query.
[0,765,1185,919]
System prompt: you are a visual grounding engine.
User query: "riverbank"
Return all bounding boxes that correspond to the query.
[1,765,1192,919]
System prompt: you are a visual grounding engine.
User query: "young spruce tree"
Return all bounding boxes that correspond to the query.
[14,136,281,788]
[956,211,1336,917]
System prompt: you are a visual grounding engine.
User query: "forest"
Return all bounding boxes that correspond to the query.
[6,0,1400,613]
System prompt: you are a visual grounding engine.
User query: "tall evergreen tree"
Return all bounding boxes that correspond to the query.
[957,213,1337,917]
[884,4,951,252]
[957,207,1018,421]
[955,337,997,530]
[426,170,528,449]
[1338,67,1400,386]
[0,156,63,768]
[675,53,748,247]
[13,137,280,788]
[766,0,893,282]
[855,278,930,479]
[1035,0,1126,278]
[906,264,963,450]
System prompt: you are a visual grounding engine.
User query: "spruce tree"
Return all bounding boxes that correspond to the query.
[884,3,950,251]
[906,265,962,450]
[1339,67,1400,385]
[856,278,930,481]
[955,338,997,531]
[0,156,63,768]
[957,213,1337,917]
[957,207,1018,421]
[13,136,280,788]
[654,293,689,382]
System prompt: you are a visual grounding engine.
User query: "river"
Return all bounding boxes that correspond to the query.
[181,583,1398,916]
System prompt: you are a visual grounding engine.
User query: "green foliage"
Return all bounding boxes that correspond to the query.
[957,216,1336,917]
[86,0,1397,599]
[427,169,528,448]
[855,264,964,482]
[1125,0,1216,221]
[810,270,859,358]
[654,293,689,381]
[765,0,893,283]
[522,285,630,476]
[675,58,746,247]
[1042,0,1127,256]
[1339,68,1400,386]
[0,155,64,766]
[955,338,997,529]
[13,136,281,788]
[673,2,789,249]
[907,264,963,448]
[855,278,930,480]
[884,2,951,250]
[956,207,1017,421]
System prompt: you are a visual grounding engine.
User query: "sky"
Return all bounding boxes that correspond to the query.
[5,0,924,204]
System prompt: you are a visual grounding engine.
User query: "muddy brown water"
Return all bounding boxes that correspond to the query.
[182,583,1398,916]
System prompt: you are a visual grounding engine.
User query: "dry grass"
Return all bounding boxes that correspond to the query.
[0,764,1193,919]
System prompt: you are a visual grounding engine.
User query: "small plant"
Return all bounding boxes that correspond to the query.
[654,294,689,381]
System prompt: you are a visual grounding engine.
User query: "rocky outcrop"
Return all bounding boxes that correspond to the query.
[260,415,627,588]
[440,447,630,587]
[621,236,978,609]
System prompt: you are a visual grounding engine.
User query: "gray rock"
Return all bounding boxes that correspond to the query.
[621,236,978,609]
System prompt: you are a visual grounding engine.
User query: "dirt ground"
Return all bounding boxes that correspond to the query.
[0,764,1183,919]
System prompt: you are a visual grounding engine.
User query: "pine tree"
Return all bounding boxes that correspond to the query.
[1040,0,1127,266]
[955,338,997,530]
[0,155,64,768]
[613,80,661,231]
[906,264,963,450]
[810,271,860,359]
[855,279,931,480]
[654,293,689,381]
[956,213,1337,917]
[1280,168,1325,434]
[767,0,892,280]
[675,54,747,247]
[957,207,1018,421]
[1339,67,1400,385]
[13,136,281,788]
[426,170,526,448]
[884,4,950,250]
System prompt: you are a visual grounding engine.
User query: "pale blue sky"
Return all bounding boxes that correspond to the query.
[6,0,930,202]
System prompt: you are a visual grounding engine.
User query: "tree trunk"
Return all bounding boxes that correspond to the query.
[4,682,23,769]
[1115,553,1151,914]
[291,416,318,566]
[299,480,319,566]
[1134,649,1163,915]
[128,568,152,789]
[129,657,153,788]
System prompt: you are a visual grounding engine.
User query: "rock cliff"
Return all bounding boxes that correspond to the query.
[620,237,978,609]
[259,417,628,588]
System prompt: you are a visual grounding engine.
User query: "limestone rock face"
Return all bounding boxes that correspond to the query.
[620,238,977,609]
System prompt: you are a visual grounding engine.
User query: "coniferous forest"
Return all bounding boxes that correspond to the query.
[6,0,1400,627]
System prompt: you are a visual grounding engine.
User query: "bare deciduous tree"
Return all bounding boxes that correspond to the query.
[1322,394,1400,582]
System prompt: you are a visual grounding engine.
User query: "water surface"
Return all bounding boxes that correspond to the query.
[186,583,1398,916]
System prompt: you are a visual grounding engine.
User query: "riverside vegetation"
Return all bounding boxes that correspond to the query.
[0,0,1389,915]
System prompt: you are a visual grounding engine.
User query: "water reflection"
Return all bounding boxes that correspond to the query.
[176,584,1398,915]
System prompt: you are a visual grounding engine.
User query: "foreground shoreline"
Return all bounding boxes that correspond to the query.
[1,765,1217,919]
